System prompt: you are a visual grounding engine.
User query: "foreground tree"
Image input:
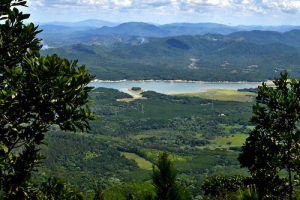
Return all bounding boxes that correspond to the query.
[0,0,94,198]
[152,153,192,200]
[201,175,247,199]
[39,178,84,200]
[239,72,300,199]
[93,189,105,200]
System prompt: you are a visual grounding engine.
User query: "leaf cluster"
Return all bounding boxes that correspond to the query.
[239,72,300,199]
[0,0,94,198]
[151,152,192,200]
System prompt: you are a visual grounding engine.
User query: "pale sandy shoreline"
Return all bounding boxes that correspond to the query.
[91,79,265,84]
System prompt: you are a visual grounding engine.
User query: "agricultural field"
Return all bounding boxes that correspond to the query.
[178,89,256,102]
[36,87,256,198]
[121,152,152,170]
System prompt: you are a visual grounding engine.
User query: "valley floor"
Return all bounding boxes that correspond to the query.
[35,87,256,199]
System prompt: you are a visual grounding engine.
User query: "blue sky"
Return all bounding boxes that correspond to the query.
[27,0,300,25]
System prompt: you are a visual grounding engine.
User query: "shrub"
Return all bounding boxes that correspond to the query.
[202,175,246,199]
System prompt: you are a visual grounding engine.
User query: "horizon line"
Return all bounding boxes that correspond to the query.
[35,19,300,27]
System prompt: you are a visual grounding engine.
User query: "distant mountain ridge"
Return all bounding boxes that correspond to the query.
[76,21,300,37]
[229,30,300,47]
[41,20,300,32]
[39,21,300,47]
[41,19,118,28]
[96,22,169,37]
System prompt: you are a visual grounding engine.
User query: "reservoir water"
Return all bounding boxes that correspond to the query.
[90,81,260,94]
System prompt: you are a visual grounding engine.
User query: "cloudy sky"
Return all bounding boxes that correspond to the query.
[26,0,300,25]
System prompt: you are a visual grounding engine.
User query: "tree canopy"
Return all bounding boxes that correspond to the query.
[152,152,192,200]
[239,72,300,199]
[0,0,94,199]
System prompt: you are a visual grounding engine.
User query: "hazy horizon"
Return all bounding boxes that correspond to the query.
[37,19,300,27]
[27,0,300,26]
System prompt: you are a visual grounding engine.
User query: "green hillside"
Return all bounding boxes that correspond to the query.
[43,35,300,81]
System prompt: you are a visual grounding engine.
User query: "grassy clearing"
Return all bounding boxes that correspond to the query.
[116,90,146,103]
[121,152,153,170]
[116,98,136,103]
[116,97,147,103]
[214,133,248,147]
[202,133,248,150]
[217,124,253,134]
[178,89,256,102]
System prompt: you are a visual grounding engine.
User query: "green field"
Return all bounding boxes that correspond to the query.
[178,89,256,102]
[121,152,153,170]
[203,133,248,150]
[36,87,255,198]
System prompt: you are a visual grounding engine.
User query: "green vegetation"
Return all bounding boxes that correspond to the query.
[121,153,153,170]
[179,89,257,102]
[35,76,300,199]
[33,87,254,198]
[0,1,93,199]
[239,72,300,199]
[204,133,248,150]
[152,153,192,200]
[39,178,84,200]
[202,175,247,199]
[43,34,300,82]
[2,1,300,200]
[102,183,154,200]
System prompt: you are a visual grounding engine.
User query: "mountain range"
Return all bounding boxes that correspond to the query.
[40,20,300,81]
[39,20,300,47]
[42,32,300,81]
[41,19,118,28]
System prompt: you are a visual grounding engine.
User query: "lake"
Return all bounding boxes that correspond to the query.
[89,80,260,95]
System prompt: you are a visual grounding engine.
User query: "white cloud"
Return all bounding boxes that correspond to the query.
[185,0,231,7]
[262,0,300,12]
[26,0,300,14]
[112,0,133,7]
[27,0,44,7]
[26,0,300,25]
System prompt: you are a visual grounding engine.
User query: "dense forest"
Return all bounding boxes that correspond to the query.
[42,34,300,81]
[34,87,253,198]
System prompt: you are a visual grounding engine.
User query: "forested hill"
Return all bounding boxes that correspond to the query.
[40,26,300,49]
[43,33,300,81]
[40,21,300,46]
[229,30,300,47]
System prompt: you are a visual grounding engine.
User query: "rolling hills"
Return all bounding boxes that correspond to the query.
[40,21,300,47]
[42,33,300,81]
[229,30,300,47]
